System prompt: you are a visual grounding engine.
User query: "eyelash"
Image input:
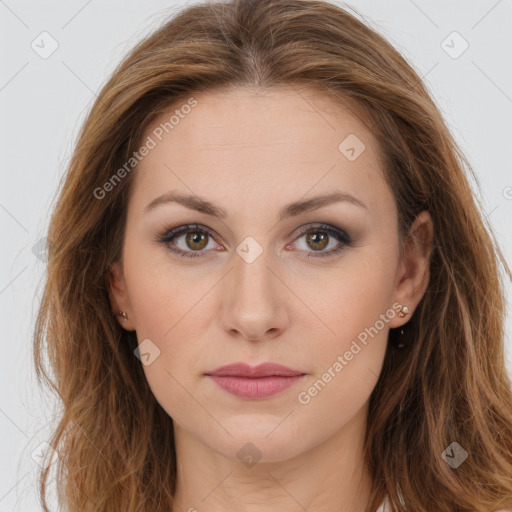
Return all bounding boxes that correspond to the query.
[155,222,352,260]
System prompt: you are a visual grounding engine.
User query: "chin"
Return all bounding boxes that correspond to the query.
[199,426,311,465]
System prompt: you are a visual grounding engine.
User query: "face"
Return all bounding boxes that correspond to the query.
[108,85,432,463]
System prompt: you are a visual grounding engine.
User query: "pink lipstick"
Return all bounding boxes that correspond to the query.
[205,362,306,399]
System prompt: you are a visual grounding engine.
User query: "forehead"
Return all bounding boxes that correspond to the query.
[147,85,378,153]
[129,85,391,222]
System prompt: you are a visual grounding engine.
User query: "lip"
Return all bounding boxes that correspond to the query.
[205,362,305,378]
[205,362,306,399]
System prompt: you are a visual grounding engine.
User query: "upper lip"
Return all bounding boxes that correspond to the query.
[205,362,305,378]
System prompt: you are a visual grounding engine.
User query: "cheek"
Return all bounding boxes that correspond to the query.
[124,255,207,418]
[124,238,195,336]
[295,279,390,421]
[291,250,395,401]
[123,244,215,378]
[293,248,396,342]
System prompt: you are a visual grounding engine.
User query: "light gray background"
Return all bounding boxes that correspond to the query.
[1,1,511,510]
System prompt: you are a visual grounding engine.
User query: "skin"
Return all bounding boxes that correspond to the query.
[108,84,434,512]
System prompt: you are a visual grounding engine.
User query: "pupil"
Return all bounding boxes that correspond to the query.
[307,231,328,250]
[187,231,207,250]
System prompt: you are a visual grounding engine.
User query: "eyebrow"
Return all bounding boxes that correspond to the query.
[144,190,368,220]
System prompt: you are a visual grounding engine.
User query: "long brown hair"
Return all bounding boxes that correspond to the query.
[33,0,512,510]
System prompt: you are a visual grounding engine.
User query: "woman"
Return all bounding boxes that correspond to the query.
[33,0,512,510]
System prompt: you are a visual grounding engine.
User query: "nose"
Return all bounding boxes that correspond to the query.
[220,247,289,342]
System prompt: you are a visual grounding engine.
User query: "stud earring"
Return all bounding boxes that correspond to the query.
[398,305,410,318]
[395,305,410,349]
[117,311,128,320]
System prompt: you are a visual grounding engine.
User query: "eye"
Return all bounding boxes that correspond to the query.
[156,222,351,259]
[157,223,220,259]
[289,223,351,258]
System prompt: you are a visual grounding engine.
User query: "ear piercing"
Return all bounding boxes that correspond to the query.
[398,305,410,318]
[396,304,410,348]
[117,311,128,320]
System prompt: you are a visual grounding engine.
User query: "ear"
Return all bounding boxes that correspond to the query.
[389,210,434,329]
[106,261,136,331]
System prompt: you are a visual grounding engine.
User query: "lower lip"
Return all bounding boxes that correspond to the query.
[206,375,305,399]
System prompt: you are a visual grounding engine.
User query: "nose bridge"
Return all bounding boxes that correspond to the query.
[231,240,277,307]
[221,238,287,339]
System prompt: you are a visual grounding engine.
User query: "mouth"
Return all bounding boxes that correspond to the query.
[204,362,306,399]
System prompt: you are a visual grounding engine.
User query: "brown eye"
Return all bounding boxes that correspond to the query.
[158,223,218,259]
[292,223,351,258]
[158,222,351,260]
[185,231,209,250]
[306,231,329,251]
